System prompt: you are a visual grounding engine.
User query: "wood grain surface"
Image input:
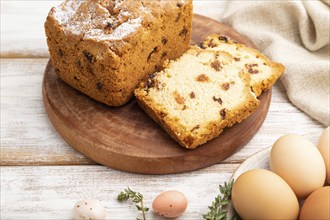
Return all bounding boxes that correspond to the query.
[1,58,323,167]
[0,1,325,219]
[42,14,271,174]
[0,164,239,220]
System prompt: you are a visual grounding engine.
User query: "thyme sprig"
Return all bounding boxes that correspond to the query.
[117,187,149,220]
[203,179,238,220]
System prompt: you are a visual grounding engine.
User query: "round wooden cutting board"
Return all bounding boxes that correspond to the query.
[42,14,271,174]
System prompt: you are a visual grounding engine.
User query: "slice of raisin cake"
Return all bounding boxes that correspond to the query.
[202,34,285,96]
[134,47,259,149]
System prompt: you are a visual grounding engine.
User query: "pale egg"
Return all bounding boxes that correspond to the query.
[299,186,330,219]
[232,169,299,219]
[317,126,330,184]
[270,134,326,199]
[73,199,106,220]
[152,190,188,218]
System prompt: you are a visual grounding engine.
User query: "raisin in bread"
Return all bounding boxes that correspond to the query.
[45,0,192,106]
[134,47,259,149]
[202,34,285,96]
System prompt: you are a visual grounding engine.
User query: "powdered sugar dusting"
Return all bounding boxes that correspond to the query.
[52,0,81,24]
[138,3,151,14]
[106,17,141,40]
[51,0,143,41]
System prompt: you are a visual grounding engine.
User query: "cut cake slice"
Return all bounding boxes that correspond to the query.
[202,34,285,96]
[134,46,259,149]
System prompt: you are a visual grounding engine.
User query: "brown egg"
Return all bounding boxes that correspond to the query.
[270,134,326,199]
[152,190,187,218]
[299,186,330,219]
[318,127,330,184]
[232,169,299,220]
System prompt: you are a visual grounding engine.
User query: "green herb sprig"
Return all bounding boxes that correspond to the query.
[117,187,149,220]
[203,179,238,220]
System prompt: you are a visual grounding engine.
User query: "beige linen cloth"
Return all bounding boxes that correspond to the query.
[219,0,330,126]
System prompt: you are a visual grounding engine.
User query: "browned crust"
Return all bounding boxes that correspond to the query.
[251,60,284,96]
[202,34,285,97]
[135,94,188,148]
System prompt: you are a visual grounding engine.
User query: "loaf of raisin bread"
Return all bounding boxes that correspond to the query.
[134,47,259,149]
[202,34,284,96]
[45,0,192,106]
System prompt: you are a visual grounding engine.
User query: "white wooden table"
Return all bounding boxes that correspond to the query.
[0,1,325,219]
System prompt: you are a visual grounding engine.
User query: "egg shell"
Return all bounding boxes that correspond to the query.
[73,199,106,220]
[232,169,299,220]
[318,127,330,184]
[270,134,326,199]
[299,186,330,219]
[152,190,187,218]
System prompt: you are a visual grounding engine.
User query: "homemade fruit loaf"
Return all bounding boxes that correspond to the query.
[202,34,285,96]
[134,47,259,149]
[45,0,192,106]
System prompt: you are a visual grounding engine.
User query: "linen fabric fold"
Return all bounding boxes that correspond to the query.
[220,0,329,126]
